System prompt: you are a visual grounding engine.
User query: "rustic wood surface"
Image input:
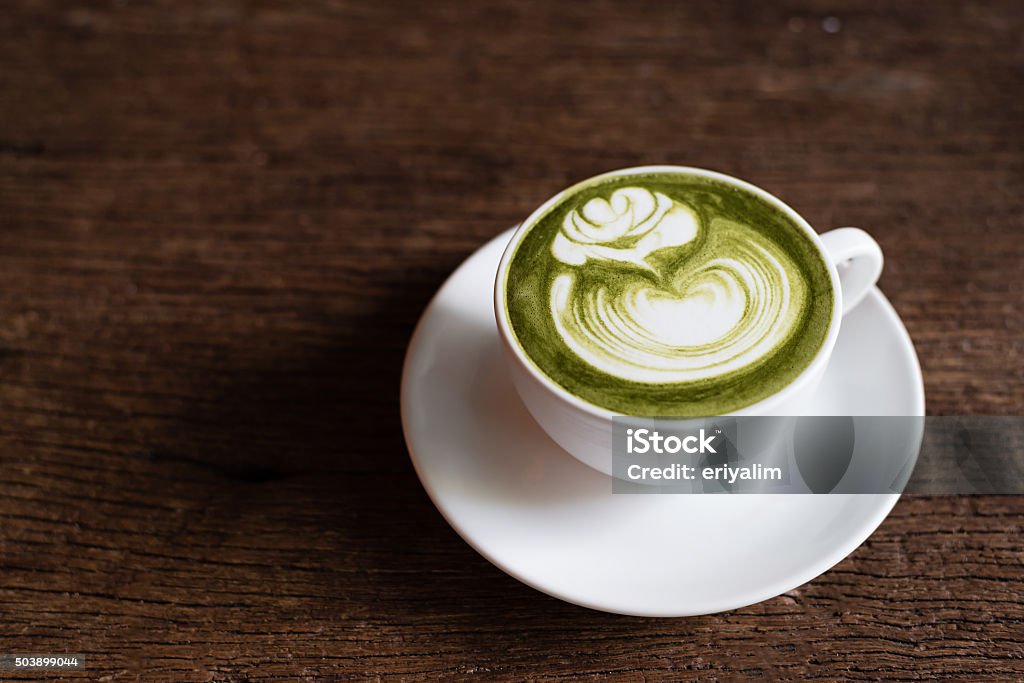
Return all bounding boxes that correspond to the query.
[1,1,1022,680]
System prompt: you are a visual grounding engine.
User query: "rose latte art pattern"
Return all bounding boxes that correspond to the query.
[503,172,833,415]
[548,187,806,384]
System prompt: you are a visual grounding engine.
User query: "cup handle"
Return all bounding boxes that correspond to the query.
[818,227,883,315]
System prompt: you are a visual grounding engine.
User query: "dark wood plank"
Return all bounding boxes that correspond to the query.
[0,0,1021,680]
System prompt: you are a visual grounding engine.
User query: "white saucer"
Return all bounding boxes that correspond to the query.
[401,229,925,617]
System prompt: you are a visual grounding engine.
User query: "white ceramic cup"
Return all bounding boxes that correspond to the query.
[494,166,883,476]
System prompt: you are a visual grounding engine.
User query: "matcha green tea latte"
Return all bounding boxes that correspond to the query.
[501,170,834,416]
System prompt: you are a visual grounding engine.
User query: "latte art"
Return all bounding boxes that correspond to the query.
[551,211,803,383]
[552,187,696,270]
[503,171,833,415]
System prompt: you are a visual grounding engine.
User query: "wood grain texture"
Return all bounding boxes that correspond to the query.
[0,0,1022,680]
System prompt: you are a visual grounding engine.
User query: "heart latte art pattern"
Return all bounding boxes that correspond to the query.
[503,171,833,415]
[548,187,805,384]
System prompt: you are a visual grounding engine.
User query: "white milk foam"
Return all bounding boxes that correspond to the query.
[548,187,805,384]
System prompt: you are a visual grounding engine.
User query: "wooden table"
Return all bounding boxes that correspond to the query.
[1,1,1021,680]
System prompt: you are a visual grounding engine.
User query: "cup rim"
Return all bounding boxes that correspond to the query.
[493,165,844,419]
